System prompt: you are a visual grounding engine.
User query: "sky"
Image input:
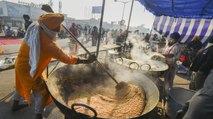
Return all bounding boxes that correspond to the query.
[8,0,155,29]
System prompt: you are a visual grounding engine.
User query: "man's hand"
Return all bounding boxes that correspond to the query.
[87,54,96,63]
[76,54,96,64]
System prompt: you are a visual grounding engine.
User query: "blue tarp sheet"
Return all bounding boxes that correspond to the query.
[139,0,213,19]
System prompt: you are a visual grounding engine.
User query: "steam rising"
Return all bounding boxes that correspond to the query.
[127,34,150,61]
[47,61,149,106]
[47,33,162,107]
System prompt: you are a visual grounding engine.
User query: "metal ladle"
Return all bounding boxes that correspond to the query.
[41,4,119,85]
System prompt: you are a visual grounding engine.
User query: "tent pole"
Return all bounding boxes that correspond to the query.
[148,16,156,41]
[126,0,135,36]
[96,0,106,58]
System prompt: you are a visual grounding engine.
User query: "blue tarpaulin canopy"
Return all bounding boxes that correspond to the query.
[138,0,213,46]
[138,0,213,19]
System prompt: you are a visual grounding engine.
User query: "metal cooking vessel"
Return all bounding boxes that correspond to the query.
[46,64,159,119]
[165,87,195,119]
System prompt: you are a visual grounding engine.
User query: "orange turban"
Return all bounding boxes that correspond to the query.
[38,13,64,31]
[192,36,200,41]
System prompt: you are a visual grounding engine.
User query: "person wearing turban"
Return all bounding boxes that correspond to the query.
[187,36,202,52]
[11,13,96,119]
[23,14,32,31]
[189,36,213,90]
[163,32,182,96]
[187,36,203,58]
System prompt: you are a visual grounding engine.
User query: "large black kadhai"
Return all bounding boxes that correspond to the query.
[45,63,159,119]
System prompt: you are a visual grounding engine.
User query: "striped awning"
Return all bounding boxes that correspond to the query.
[153,16,213,46]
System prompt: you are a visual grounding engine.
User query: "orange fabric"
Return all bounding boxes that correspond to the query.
[15,13,78,108]
[38,13,64,30]
[192,36,200,41]
[0,46,3,54]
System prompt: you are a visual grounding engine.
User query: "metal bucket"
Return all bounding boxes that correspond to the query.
[165,87,195,119]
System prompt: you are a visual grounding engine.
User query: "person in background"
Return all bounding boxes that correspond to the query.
[5,26,15,37]
[182,36,203,67]
[84,26,88,35]
[88,26,92,35]
[76,24,82,37]
[189,36,213,90]
[11,13,96,119]
[17,27,25,38]
[91,26,99,46]
[187,36,202,53]
[144,33,150,42]
[101,28,106,40]
[69,23,79,51]
[177,36,203,82]
[163,32,182,96]
[69,22,79,38]
[119,29,123,36]
[23,14,32,31]
[152,34,158,41]
[176,36,213,119]
[0,22,3,33]
[116,30,128,53]
[114,29,121,39]
[83,25,90,43]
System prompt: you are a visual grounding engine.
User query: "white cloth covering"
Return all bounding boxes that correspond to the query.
[24,22,57,78]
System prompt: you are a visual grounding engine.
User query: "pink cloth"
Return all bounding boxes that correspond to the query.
[0,38,22,45]
[164,43,182,64]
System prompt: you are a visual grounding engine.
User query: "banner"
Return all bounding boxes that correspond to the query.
[92,6,102,14]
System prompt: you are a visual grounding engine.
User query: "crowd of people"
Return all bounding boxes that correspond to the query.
[66,22,135,48]
[0,14,32,38]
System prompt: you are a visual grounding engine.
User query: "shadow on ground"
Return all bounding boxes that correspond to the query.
[0,93,63,119]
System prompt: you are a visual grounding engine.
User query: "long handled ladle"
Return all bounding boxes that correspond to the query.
[41,4,123,87]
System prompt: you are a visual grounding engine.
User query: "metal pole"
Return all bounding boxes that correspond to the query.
[117,1,130,29]
[121,3,126,21]
[148,16,156,41]
[93,0,120,85]
[126,0,135,34]
[96,0,105,58]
